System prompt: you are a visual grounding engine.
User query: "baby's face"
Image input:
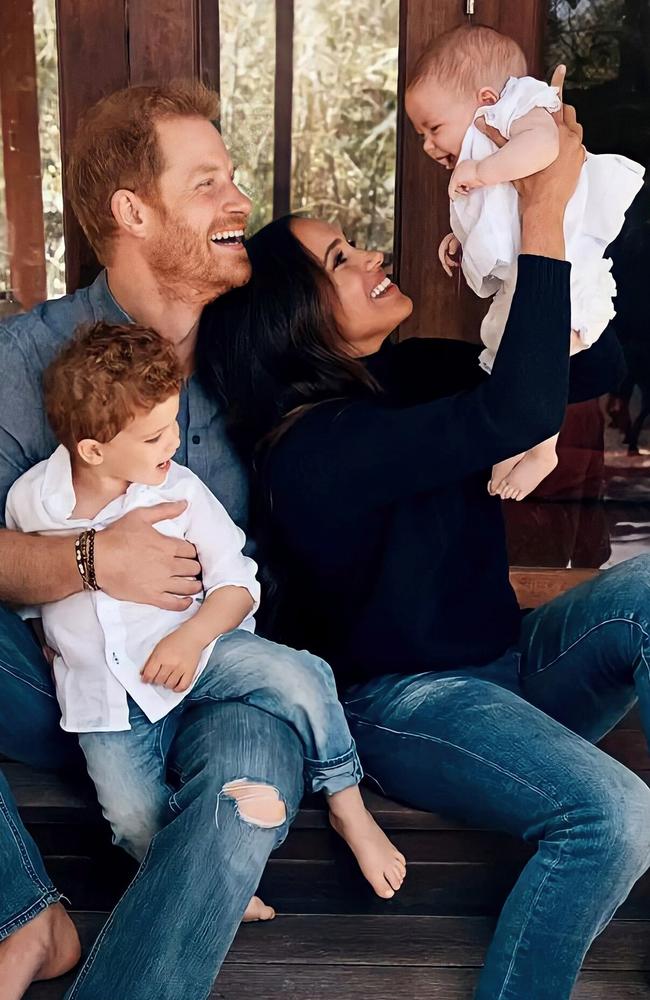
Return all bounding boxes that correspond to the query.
[97,393,181,487]
[405,77,477,170]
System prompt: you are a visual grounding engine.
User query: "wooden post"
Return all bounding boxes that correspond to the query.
[273,0,294,219]
[394,0,546,340]
[0,0,47,308]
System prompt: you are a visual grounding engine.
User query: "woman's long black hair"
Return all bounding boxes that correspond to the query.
[197,214,379,460]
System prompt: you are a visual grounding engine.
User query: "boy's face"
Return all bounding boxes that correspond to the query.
[86,393,181,487]
[405,78,477,169]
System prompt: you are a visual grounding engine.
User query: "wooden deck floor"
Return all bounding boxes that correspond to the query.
[11,706,650,999]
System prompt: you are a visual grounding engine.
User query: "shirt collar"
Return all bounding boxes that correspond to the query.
[87,270,133,325]
[41,445,78,521]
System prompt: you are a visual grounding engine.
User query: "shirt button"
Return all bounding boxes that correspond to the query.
[192,434,201,444]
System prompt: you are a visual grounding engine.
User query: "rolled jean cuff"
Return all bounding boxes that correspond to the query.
[0,888,62,941]
[304,741,363,795]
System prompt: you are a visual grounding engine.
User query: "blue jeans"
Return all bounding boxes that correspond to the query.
[342,554,650,1000]
[78,629,362,859]
[0,605,305,1000]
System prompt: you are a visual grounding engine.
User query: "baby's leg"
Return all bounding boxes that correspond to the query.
[491,435,559,502]
[192,631,406,898]
[489,453,525,496]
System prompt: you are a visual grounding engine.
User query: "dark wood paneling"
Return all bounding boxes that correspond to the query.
[395,0,547,341]
[273,0,294,218]
[197,0,220,90]
[128,0,199,84]
[0,0,47,308]
[55,0,129,292]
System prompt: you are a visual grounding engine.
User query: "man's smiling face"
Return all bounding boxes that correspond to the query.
[142,116,253,303]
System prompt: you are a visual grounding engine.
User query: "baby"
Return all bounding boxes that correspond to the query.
[5,322,406,910]
[405,24,644,500]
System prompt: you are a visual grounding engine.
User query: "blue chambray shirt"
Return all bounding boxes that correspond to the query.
[0,271,249,531]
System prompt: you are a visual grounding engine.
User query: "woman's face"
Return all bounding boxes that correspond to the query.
[291,218,413,355]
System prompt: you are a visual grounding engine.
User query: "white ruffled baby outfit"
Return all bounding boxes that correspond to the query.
[449,76,645,372]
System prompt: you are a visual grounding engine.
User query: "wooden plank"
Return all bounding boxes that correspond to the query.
[27,967,650,1000]
[394,0,546,341]
[197,0,220,90]
[55,0,129,292]
[509,566,598,608]
[273,0,294,218]
[127,0,199,84]
[0,0,47,308]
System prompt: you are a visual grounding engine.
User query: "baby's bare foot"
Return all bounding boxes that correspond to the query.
[495,448,558,501]
[328,788,406,899]
[242,895,275,922]
[489,453,524,496]
[0,903,81,1000]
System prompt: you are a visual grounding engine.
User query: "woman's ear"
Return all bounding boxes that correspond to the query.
[477,86,500,107]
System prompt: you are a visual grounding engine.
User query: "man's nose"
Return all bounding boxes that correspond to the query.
[225,180,252,219]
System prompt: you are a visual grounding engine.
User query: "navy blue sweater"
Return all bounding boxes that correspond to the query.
[261,256,625,689]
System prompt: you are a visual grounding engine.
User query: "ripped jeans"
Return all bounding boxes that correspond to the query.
[78,628,361,860]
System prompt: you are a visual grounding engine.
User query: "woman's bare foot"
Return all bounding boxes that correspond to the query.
[242,895,275,922]
[328,786,406,899]
[0,903,81,1000]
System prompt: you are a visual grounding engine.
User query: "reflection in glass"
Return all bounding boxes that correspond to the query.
[292,0,398,252]
[506,0,650,569]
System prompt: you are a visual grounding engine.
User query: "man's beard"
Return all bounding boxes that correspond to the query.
[145,209,251,305]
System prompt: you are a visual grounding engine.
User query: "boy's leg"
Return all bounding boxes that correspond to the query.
[518,552,650,741]
[191,630,362,794]
[64,701,304,1000]
[0,605,81,996]
[190,631,406,899]
[343,666,650,1000]
[77,700,176,861]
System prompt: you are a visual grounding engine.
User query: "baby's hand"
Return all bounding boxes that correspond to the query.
[448,160,484,200]
[141,630,203,693]
[438,233,462,277]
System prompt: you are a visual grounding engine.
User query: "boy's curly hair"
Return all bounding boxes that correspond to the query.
[44,322,182,452]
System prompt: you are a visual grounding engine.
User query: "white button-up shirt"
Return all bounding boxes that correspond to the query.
[5,445,260,733]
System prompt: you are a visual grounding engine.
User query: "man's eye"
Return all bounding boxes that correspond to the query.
[198,179,214,189]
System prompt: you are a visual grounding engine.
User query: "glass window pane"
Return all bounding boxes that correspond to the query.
[292,0,399,253]
[218,0,276,234]
[506,0,650,569]
[34,0,65,298]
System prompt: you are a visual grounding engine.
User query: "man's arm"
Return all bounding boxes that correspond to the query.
[0,504,202,610]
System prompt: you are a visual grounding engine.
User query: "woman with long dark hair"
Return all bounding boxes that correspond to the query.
[198,105,650,1000]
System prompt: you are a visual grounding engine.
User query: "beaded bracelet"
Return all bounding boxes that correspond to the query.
[75,528,100,591]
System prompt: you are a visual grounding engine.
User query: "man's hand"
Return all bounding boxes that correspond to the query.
[93,501,202,611]
[141,628,203,692]
[448,160,484,200]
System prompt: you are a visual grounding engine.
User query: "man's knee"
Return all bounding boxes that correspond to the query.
[585,769,650,876]
[219,779,287,829]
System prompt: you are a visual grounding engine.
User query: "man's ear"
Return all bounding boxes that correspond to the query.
[110,189,150,240]
[477,86,500,107]
[77,439,105,466]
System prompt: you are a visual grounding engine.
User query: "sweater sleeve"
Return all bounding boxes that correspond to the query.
[268,255,572,515]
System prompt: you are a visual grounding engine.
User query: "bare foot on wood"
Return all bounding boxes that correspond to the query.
[0,903,81,1000]
[328,786,407,899]
[242,895,276,922]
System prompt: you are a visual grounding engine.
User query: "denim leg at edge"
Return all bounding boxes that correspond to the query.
[195,629,362,794]
[78,698,178,861]
[343,658,650,1000]
[64,701,304,1000]
[0,604,80,938]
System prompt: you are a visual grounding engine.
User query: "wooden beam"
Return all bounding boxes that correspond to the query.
[0,0,47,308]
[128,0,199,84]
[197,0,220,91]
[56,0,129,292]
[273,0,294,219]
